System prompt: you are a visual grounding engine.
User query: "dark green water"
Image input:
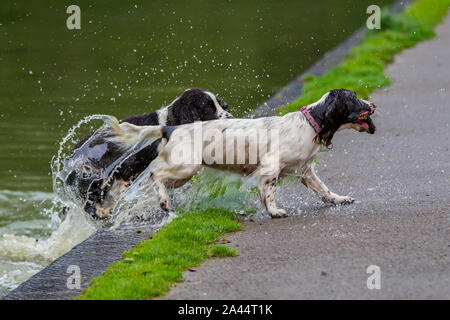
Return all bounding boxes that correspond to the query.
[0,0,393,294]
[0,0,393,194]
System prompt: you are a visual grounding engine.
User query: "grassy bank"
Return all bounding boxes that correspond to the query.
[77,209,241,300]
[279,0,450,114]
[78,0,449,300]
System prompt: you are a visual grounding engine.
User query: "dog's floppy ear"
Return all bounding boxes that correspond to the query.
[168,89,206,125]
[176,103,203,124]
[317,91,347,146]
[170,98,203,124]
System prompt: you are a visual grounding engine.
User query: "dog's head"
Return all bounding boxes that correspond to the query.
[169,89,233,125]
[309,89,376,146]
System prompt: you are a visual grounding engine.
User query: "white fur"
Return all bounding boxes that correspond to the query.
[106,93,358,218]
[155,90,231,125]
[204,90,233,119]
[157,94,180,125]
[157,107,169,125]
[306,92,330,110]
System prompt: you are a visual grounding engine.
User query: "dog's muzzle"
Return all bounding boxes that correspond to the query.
[368,102,376,115]
[358,110,376,134]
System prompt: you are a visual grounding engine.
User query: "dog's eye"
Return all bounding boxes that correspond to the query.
[359,112,368,120]
[205,105,216,112]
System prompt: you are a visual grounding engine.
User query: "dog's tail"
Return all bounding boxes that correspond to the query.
[103,116,163,150]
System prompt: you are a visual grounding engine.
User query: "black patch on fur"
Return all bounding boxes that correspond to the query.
[168,89,227,124]
[113,138,162,181]
[66,89,230,219]
[120,112,159,126]
[162,126,177,140]
[309,89,375,146]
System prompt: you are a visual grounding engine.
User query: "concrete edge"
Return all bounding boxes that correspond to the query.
[4,225,159,300]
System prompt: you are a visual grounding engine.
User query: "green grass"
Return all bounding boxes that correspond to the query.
[77,0,449,300]
[208,245,238,258]
[77,209,241,300]
[279,0,450,114]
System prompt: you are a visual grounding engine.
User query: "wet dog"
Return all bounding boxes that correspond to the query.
[105,89,376,218]
[64,89,233,219]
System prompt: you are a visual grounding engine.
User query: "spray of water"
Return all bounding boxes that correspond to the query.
[51,114,117,204]
[0,114,266,296]
[0,115,113,294]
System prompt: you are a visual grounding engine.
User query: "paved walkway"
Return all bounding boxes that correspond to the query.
[166,14,450,299]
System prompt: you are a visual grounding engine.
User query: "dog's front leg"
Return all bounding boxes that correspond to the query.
[149,163,201,212]
[301,166,354,205]
[258,173,287,218]
[149,170,171,212]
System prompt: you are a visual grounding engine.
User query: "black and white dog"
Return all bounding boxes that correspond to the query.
[106,89,376,218]
[64,89,232,219]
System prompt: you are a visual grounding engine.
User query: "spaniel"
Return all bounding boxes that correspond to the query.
[63,88,232,219]
[105,89,376,218]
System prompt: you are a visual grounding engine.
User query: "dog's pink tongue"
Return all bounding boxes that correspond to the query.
[360,122,369,131]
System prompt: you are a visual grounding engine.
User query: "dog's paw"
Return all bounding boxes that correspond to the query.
[339,196,355,205]
[270,208,288,219]
[165,211,178,224]
[323,195,355,205]
[159,200,170,212]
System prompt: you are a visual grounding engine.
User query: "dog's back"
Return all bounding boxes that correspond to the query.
[62,89,232,219]
[63,110,164,217]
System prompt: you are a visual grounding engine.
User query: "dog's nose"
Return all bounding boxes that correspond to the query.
[225,113,233,119]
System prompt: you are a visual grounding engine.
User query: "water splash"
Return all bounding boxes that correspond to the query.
[0,192,97,295]
[106,165,263,230]
[51,114,116,206]
[0,114,265,297]
[0,115,113,296]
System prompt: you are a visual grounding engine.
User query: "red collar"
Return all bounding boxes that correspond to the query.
[300,106,322,133]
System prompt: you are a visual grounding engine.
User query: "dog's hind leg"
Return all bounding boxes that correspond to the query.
[149,170,172,212]
[257,164,287,218]
[149,164,201,212]
[301,166,354,205]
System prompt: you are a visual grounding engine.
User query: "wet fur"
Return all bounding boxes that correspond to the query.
[66,89,232,219]
[106,89,377,218]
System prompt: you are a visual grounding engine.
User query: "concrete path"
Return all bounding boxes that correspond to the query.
[166,14,450,300]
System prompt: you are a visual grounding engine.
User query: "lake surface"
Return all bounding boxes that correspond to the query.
[0,0,392,297]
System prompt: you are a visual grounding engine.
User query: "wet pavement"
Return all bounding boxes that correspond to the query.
[5,4,447,301]
[166,14,450,300]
